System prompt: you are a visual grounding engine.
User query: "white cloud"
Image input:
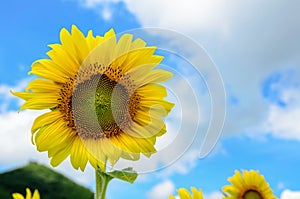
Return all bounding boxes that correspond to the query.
[0,108,94,187]
[160,149,198,176]
[0,78,30,112]
[81,0,300,56]
[146,180,175,199]
[204,191,223,199]
[281,189,300,199]
[0,110,43,165]
[77,0,121,20]
[101,6,112,20]
[81,0,233,36]
[263,73,300,141]
[82,0,120,8]
[125,0,233,36]
[0,80,42,166]
[266,105,300,140]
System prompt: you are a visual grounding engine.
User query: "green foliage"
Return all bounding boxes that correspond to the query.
[0,162,93,199]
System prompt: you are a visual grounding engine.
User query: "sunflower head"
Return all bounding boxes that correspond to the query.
[169,187,203,199]
[222,170,278,199]
[12,188,40,199]
[12,25,174,171]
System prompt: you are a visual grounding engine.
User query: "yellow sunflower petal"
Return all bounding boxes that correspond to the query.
[31,110,62,134]
[29,61,70,83]
[50,137,74,167]
[112,33,133,66]
[12,188,40,199]
[26,79,61,93]
[12,91,59,110]
[120,151,140,161]
[88,139,107,167]
[134,69,173,86]
[112,133,141,154]
[70,137,88,170]
[191,187,203,199]
[104,29,117,65]
[59,27,79,65]
[131,38,146,50]
[137,84,168,98]
[71,25,89,64]
[20,97,58,110]
[86,30,104,51]
[178,188,192,199]
[85,139,106,170]
[46,46,78,76]
[99,138,121,166]
[32,190,40,199]
[121,47,163,73]
[35,120,71,151]
[139,99,174,117]
[47,130,75,158]
[115,132,157,157]
[131,115,166,138]
[104,28,116,41]
[10,91,32,101]
[12,193,25,199]
[25,188,31,199]
[86,30,95,50]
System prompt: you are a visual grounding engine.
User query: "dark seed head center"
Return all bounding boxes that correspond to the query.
[58,64,140,140]
[243,190,263,199]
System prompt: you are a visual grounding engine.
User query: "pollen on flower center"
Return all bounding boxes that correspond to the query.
[58,77,76,128]
[243,190,263,199]
[58,63,140,140]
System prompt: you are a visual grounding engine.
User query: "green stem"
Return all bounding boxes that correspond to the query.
[95,169,113,199]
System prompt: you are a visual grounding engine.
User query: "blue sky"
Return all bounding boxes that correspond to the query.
[1,0,300,199]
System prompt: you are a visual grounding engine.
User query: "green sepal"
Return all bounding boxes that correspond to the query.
[106,167,138,184]
[50,107,58,111]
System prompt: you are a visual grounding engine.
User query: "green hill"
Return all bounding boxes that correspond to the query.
[0,162,93,199]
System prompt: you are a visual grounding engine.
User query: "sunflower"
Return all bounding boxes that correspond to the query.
[12,25,174,171]
[169,187,203,199]
[222,170,278,199]
[12,188,40,199]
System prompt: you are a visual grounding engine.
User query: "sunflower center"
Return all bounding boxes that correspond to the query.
[243,190,262,199]
[94,74,129,131]
[57,63,141,140]
[73,73,134,139]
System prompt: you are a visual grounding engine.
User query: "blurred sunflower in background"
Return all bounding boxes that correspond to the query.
[169,187,203,199]
[222,170,278,199]
[12,188,40,199]
[12,25,174,171]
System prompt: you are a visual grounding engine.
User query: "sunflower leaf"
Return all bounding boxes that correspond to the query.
[107,167,138,184]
